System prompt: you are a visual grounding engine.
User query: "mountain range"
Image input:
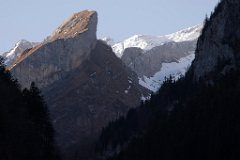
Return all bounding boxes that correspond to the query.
[106,24,202,92]
[2,0,239,159]
[1,15,203,159]
[3,24,203,93]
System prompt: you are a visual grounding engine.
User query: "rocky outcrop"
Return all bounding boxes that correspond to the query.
[192,0,240,81]
[10,10,98,89]
[9,10,148,160]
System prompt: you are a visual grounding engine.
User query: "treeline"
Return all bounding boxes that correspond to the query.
[0,57,59,160]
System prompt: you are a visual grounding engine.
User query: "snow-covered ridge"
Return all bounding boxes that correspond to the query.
[1,40,38,65]
[112,35,171,58]
[111,24,203,58]
[166,24,203,42]
[139,53,195,92]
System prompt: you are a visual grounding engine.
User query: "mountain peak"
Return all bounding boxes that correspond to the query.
[166,24,203,42]
[16,39,31,45]
[9,9,148,158]
[10,10,98,88]
[1,40,37,66]
[112,24,203,58]
[50,10,97,41]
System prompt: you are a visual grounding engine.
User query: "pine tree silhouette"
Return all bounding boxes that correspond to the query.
[0,57,59,160]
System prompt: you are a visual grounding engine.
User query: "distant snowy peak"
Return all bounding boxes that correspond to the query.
[2,40,38,65]
[101,37,115,46]
[166,24,203,42]
[112,24,203,58]
[112,35,170,58]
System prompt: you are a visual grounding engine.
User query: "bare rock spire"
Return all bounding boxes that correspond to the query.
[10,10,98,89]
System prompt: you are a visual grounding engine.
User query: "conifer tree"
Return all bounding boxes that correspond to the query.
[0,57,59,160]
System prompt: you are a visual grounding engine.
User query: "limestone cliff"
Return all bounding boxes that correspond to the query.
[10,10,98,89]
[192,0,240,81]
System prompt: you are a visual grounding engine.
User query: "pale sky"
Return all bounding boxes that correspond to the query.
[0,0,219,53]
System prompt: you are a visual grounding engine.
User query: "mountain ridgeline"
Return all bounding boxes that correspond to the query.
[96,0,240,159]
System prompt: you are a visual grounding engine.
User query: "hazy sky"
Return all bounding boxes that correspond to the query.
[0,0,219,53]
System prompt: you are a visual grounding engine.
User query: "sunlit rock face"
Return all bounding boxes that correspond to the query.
[10,10,98,89]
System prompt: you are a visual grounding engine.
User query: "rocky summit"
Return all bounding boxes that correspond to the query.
[10,10,98,89]
[9,10,148,159]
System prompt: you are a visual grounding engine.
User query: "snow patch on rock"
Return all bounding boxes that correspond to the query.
[139,53,195,92]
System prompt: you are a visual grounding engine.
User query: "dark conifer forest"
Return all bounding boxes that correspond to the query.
[97,68,240,160]
[0,57,59,160]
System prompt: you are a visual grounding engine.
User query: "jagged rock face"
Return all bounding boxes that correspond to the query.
[192,0,240,80]
[1,40,38,66]
[9,10,148,159]
[122,40,197,78]
[10,10,98,89]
